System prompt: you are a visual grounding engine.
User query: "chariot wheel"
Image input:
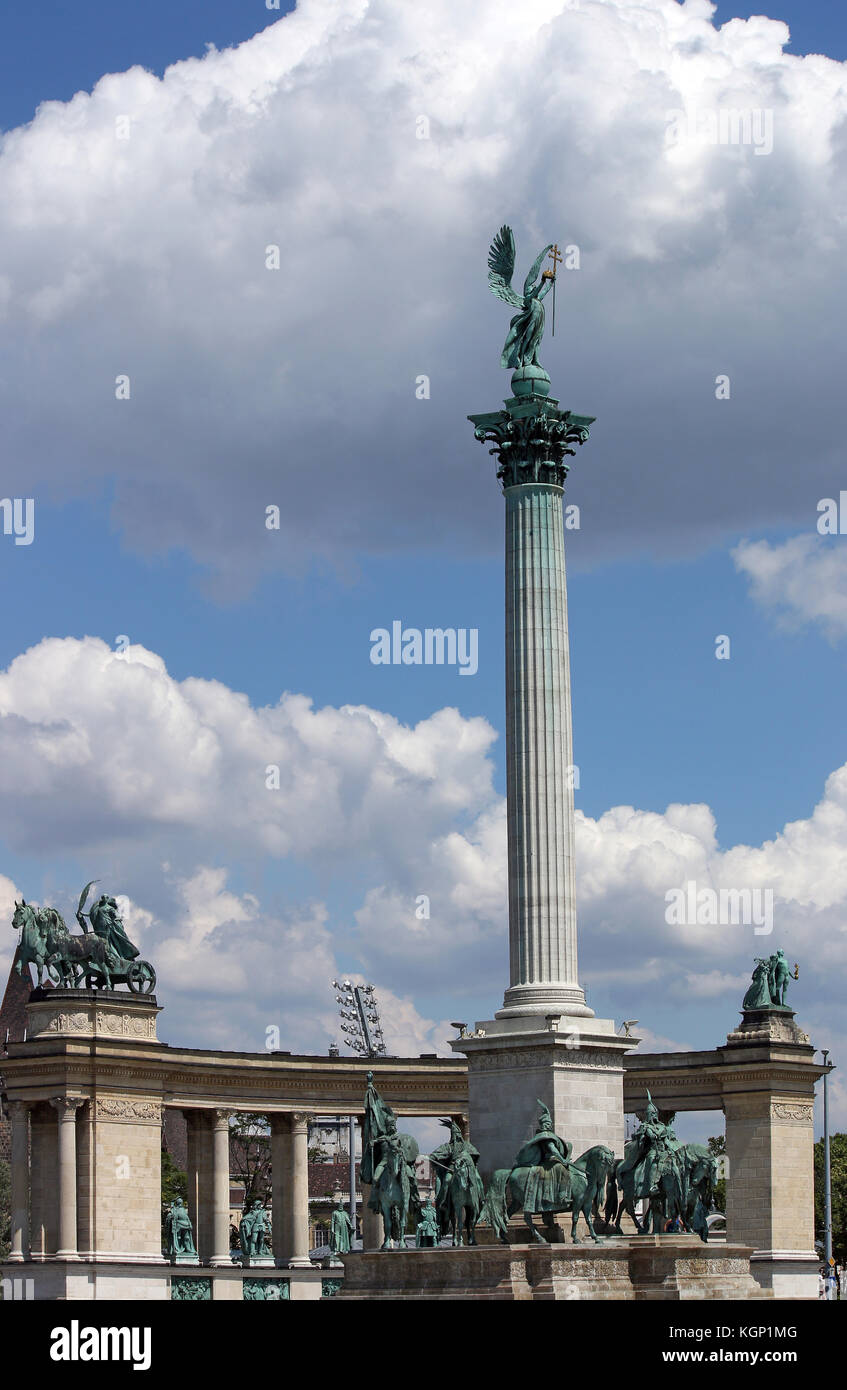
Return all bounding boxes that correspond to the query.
[127,960,156,994]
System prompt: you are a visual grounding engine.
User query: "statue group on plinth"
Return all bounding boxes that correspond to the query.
[360,1075,487,1250]
[480,1097,718,1246]
[742,948,796,1011]
[12,881,156,994]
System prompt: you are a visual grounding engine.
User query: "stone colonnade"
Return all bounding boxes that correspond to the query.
[7,1098,472,1266]
[8,1102,326,1267]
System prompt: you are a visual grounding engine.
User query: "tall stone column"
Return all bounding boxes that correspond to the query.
[29,1101,57,1259]
[470,383,595,1022]
[270,1114,287,1265]
[502,482,591,1018]
[7,1101,29,1262]
[50,1097,84,1260]
[286,1113,312,1268]
[209,1109,233,1267]
[458,371,636,1174]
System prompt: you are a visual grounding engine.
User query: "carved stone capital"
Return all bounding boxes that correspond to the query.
[468,400,594,490]
[212,1108,234,1130]
[49,1096,86,1119]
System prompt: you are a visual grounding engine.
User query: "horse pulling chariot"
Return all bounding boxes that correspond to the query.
[12,881,156,995]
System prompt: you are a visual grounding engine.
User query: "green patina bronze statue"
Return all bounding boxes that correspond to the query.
[329,1196,354,1256]
[12,886,156,994]
[239,1199,271,1262]
[415,1196,440,1248]
[742,949,796,1011]
[488,225,558,373]
[482,1101,616,1245]
[165,1197,197,1263]
[428,1119,485,1247]
[361,1072,421,1250]
[604,1091,715,1242]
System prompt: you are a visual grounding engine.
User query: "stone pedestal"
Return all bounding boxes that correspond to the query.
[723,1008,820,1299]
[18,992,165,1266]
[455,1013,636,1176]
[338,1236,769,1301]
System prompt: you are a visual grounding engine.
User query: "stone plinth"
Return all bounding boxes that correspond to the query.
[453,1013,636,1176]
[337,1237,769,1301]
[723,1009,819,1300]
[26,987,160,1041]
[0,1261,326,1301]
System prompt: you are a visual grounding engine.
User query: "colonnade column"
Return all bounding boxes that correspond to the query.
[209,1109,233,1267]
[287,1113,312,1268]
[49,1097,84,1259]
[270,1114,287,1265]
[7,1101,30,1262]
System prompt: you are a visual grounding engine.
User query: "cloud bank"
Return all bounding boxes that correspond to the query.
[1,0,846,587]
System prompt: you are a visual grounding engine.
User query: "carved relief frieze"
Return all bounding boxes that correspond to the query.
[94,1097,162,1122]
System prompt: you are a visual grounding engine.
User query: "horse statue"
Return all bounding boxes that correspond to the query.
[370,1128,420,1251]
[12,900,119,988]
[429,1119,485,1247]
[606,1092,687,1235]
[678,1142,717,1242]
[11,887,156,994]
[361,1072,421,1251]
[483,1143,617,1245]
[480,1101,616,1244]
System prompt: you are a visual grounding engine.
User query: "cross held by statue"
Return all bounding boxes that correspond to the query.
[546,244,563,335]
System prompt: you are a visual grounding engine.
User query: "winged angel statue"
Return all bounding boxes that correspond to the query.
[488,225,556,370]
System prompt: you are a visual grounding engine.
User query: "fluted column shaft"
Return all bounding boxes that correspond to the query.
[500,482,591,1018]
[50,1097,83,1259]
[270,1115,287,1264]
[209,1109,232,1266]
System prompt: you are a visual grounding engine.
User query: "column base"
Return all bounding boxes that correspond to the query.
[749,1250,820,1300]
[497,983,595,1020]
[287,1256,313,1269]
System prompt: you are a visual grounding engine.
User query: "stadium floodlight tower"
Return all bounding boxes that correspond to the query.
[332,979,387,1058]
[331,979,387,1238]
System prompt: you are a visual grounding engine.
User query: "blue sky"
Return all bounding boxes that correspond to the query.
[1,0,846,1138]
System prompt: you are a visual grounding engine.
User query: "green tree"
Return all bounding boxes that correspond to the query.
[707,1135,726,1214]
[161,1149,188,1206]
[230,1113,272,1205]
[814,1132,847,1265]
[0,1157,10,1259]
